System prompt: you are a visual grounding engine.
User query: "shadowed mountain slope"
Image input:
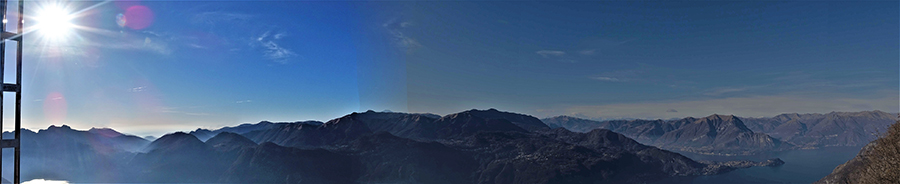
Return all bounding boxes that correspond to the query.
[816,120,900,184]
[229,109,780,183]
[544,114,787,155]
[190,121,322,141]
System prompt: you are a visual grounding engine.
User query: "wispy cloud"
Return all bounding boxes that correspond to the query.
[535,50,577,63]
[537,39,633,61]
[590,76,622,82]
[587,64,698,87]
[578,49,597,55]
[67,31,174,56]
[254,31,296,63]
[187,43,207,49]
[98,38,171,55]
[703,87,749,96]
[588,69,644,83]
[767,71,895,90]
[384,18,420,50]
[156,106,211,116]
[535,50,566,58]
[189,11,298,63]
[235,100,253,104]
[142,31,164,37]
[128,86,146,92]
[191,11,254,26]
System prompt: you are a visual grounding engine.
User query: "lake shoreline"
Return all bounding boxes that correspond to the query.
[654,146,865,184]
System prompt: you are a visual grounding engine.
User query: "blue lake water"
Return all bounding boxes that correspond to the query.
[654,146,865,184]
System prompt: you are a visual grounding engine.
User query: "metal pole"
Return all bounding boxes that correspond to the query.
[0,0,6,180]
[0,0,6,181]
[13,0,21,183]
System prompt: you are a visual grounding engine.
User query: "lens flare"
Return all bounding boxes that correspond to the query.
[116,13,126,27]
[123,5,153,30]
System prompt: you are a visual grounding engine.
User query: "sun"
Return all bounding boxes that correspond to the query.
[33,4,74,42]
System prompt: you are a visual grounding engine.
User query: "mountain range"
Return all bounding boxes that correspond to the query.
[0,125,149,181]
[741,111,897,148]
[543,111,897,155]
[1,109,787,183]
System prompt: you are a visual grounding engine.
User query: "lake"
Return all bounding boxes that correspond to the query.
[654,146,865,184]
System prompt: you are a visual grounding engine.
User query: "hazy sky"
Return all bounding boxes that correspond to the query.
[3,1,897,136]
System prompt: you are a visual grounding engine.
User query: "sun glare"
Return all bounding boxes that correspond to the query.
[34,4,74,42]
[22,179,69,184]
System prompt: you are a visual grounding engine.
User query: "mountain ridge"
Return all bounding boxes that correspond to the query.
[542,111,898,156]
[4,109,795,183]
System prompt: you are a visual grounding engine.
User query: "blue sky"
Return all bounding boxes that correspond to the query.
[2,0,896,136]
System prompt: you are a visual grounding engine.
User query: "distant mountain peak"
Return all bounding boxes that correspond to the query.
[88,127,125,138]
[47,124,72,130]
[462,108,500,113]
[40,125,77,134]
[548,115,573,119]
[145,132,206,152]
[704,114,737,120]
[88,127,115,131]
[869,110,888,114]
[158,132,195,139]
[700,114,743,123]
[444,108,549,132]
[698,114,751,131]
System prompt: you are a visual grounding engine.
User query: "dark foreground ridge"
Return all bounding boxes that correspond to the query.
[816,120,900,184]
[2,109,781,183]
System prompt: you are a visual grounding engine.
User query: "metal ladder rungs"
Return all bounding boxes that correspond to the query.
[2,83,16,92]
[0,0,25,183]
[0,139,16,148]
[0,31,17,41]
